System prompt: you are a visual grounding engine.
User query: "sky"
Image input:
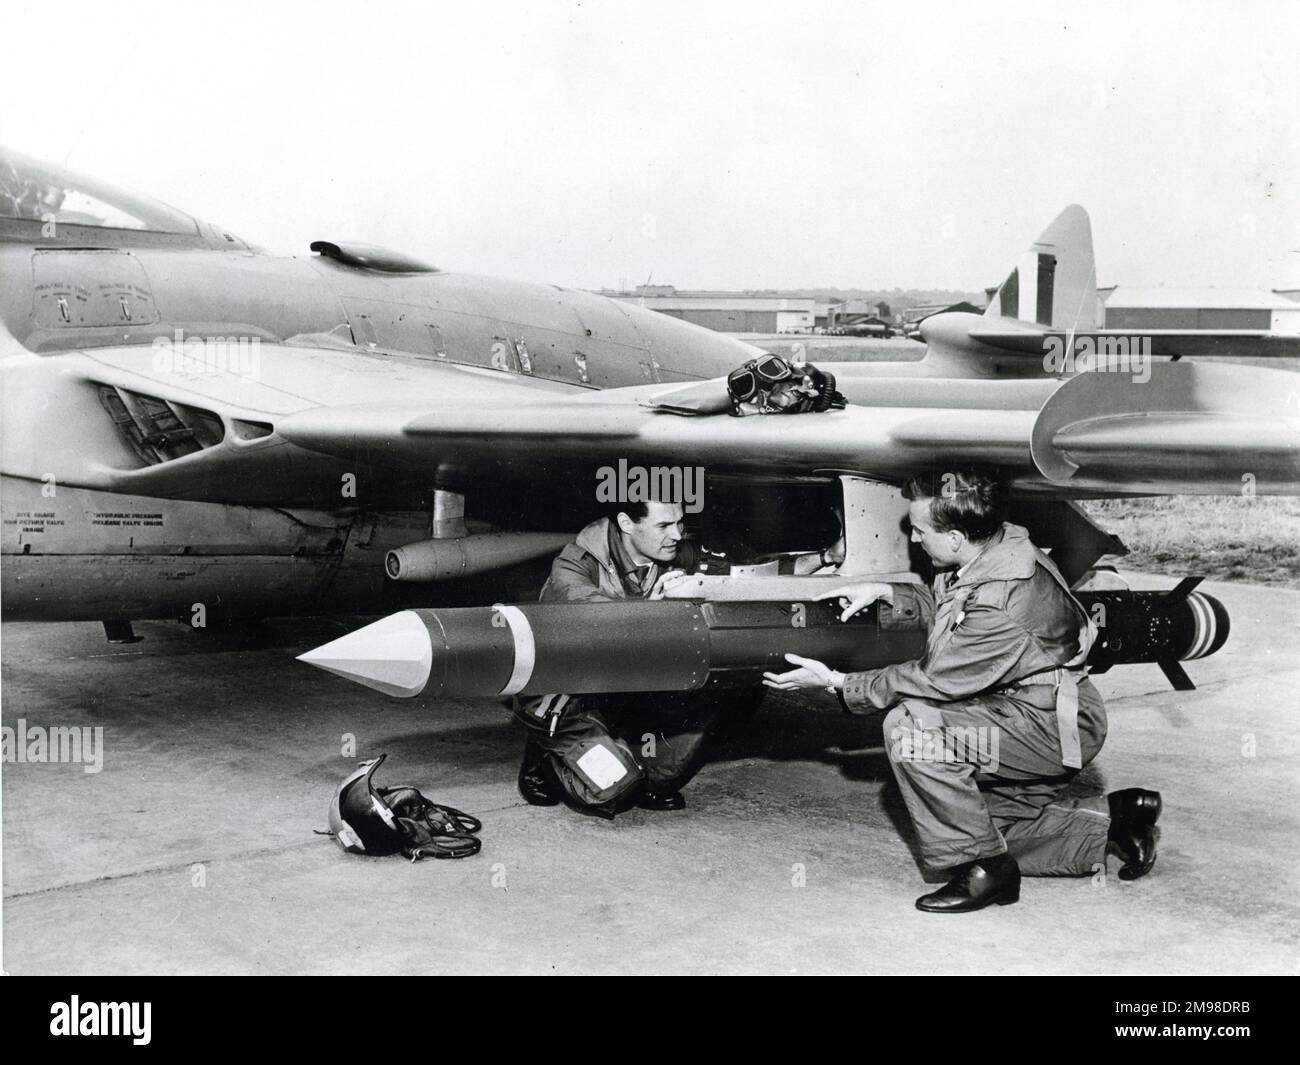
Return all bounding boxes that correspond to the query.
[3,0,1297,292]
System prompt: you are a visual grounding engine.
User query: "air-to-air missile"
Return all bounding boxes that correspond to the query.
[1079,576,1229,691]
[297,575,1228,699]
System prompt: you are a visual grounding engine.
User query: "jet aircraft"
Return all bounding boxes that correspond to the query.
[2,147,1296,694]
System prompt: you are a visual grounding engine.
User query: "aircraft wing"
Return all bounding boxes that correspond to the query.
[1031,361,1300,493]
[276,382,1039,485]
[11,330,1295,507]
[277,360,1300,496]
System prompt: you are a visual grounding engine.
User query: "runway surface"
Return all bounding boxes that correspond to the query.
[3,573,1297,974]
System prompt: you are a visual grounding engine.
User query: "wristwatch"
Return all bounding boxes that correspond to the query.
[825,670,846,694]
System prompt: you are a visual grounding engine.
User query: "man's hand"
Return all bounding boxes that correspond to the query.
[814,581,893,622]
[648,569,689,600]
[762,653,844,692]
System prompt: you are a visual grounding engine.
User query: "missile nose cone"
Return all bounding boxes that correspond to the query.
[297,610,432,698]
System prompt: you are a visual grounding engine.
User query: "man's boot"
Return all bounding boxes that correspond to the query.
[1108,787,1162,826]
[915,853,1021,913]
[517,738,563,806]
[1107,788,1162,880]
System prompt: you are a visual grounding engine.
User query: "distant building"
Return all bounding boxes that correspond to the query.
[813,301,840,330]
[1101,287,1300,334]
[836,298,892,320]
[836,316,893,338]
[604,287,815,333]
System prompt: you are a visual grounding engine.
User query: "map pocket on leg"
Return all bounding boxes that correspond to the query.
[563,738,642,805]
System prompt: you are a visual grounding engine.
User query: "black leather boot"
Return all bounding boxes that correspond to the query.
[1108,823,1158,880]
[1108,787,1163,827]
[915,853,1021,913]
[1107,788,1162,880]
[517,740,563,806]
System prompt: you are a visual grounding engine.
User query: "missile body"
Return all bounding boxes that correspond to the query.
[299,582,1228,699]
[300,599,924,699]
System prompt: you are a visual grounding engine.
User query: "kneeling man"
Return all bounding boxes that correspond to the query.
[764,471,1161,912]
[514,497,719,818]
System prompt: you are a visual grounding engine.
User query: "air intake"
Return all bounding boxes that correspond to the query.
[98,385,225,465]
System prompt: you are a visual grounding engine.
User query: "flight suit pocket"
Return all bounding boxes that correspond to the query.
[561,737,642,804]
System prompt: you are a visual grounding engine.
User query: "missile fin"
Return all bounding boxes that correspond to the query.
[1165,576,1203,604]
[1158,659,1196,692]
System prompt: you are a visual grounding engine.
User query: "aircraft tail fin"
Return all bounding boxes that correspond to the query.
[983,205,1099,332]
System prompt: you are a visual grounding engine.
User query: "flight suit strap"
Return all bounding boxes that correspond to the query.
[1051,610,1096,772]
[1012,665,1085,770]
[512,692,574,737]
[1055,668,1084,770]
[1016,552,1097,771]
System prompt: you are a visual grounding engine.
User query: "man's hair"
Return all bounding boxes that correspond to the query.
[902,470,1004,543]
[603,499,650,524]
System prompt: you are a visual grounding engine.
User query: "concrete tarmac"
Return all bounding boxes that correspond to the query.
[3,574,1298,974]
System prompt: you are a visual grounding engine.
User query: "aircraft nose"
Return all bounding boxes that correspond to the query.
[297,610,433,698]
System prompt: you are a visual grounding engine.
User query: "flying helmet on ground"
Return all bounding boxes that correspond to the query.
[328,753,482,860]
[329,754,405,855]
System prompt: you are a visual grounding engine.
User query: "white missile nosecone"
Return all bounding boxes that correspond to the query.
[296,610,433,698]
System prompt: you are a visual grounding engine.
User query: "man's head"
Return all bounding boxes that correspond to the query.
[613,499,686,565]
[902,470,1004,568]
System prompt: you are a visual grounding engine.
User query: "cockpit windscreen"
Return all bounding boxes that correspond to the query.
[0,148,200,235]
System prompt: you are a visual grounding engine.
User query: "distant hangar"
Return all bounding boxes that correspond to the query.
[604,286,815,334]
[1100,287,1300,333]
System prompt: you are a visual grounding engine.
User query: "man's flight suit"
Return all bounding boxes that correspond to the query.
[841,523,1112,875]
[513,517,718,815]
